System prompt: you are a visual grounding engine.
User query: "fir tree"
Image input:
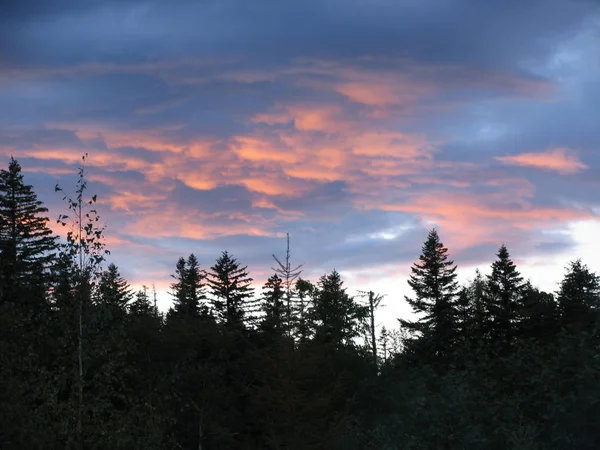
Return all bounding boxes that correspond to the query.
[97,263,132,312]
[170,254,207,318]
[557,259,600,332]
[259,274,286,337]
[312,270,366,348]
[0,157,58,306]
[485,245,524,347]
[206,251,254,327]
[399,229,459,358]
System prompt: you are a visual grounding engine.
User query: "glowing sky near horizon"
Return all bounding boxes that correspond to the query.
[1,0,599,327]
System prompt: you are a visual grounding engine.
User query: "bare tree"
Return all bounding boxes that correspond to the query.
[272,233,303,336]
[358,290,385,367]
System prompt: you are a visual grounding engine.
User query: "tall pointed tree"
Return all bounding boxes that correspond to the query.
[399,229,459,359]
[169,254,207,318]
[312,270,366,348]
[206,251,254,327]
[0,157,58,306]
[272,233,303,336]
[96,263,132,312]
[557,259,600,333]
[259,274,286,337]
[485,245,524,347]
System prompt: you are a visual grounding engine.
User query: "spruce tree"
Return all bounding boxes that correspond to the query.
[259,274,286,337]
[557,259,600,333]
[0,157,58,306]
[312,270,366,348]
[485,245,524,347]
[399,229,459,358]
[97,263,132,312]
[169,254,207,318]
[206,251,254,327]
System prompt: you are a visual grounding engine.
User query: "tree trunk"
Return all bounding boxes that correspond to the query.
[368,291,378,367]
[77,284,84,450]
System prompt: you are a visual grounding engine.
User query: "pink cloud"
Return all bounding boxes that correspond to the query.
[496,147,588,174]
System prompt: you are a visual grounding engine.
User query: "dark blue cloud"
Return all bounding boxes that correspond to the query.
[0,0,599,303]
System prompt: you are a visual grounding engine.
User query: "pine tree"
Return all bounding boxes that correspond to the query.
[312,270,366,348]
[0,157,58,307]
[557,259,600,333]
[97,263,132,312]
[170,254,207,318]
[485,245,524,347]
[206,251,254,327]
[399,229,459,358]
[259,274,286,337]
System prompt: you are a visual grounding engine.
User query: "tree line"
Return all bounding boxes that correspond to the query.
[1,155,599,449]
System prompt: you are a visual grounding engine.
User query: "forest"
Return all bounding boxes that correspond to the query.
[1,154,599,449]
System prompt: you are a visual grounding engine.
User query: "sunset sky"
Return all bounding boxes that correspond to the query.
[1,0,599,325]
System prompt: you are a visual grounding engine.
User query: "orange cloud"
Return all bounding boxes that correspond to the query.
[252,104,347,132]
[373,190,591,249]
[232,136,298,163]
[496,148,588,174]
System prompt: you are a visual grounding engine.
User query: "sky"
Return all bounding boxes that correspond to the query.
[1,0,600,326]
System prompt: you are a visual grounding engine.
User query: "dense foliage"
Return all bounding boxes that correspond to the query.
[1,158,599,449]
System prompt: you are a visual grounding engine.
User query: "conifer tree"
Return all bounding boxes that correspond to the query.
[206,251,254,327]
[0,157,58,306]
[485,245,524,346]
[259,274,286,337]
[454,270,488,347]
[557,259,600,332]
[170,254,207,317]
[130,285,155,316]
[399,229,459,358]
[518,282,556,340]
[294,277,316,343]
[97,263,132,312]
[312,270,366,348]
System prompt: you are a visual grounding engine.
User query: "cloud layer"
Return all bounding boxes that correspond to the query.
[1,0,600,317]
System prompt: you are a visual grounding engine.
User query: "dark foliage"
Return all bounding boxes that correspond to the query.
[1,158,599,449]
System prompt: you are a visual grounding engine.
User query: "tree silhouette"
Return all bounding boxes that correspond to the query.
[485,245,524,348]
[399,228,459,360]
[206,251,254,327]
[0,156,58,307]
